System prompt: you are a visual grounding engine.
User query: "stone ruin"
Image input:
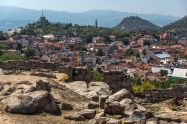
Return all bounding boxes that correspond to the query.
[138,84,187,103]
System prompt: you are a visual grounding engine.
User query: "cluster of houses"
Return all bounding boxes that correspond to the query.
[1,13,187,81]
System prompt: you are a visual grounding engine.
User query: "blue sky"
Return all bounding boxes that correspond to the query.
[0,0,187,17]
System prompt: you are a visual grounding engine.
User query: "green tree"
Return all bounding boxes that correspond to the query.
[142,49,146,55]
[24,48,35,60]
[159,69,168,77]
[118,38,129,45]
[0,53,24,62]
[96,49,104,56]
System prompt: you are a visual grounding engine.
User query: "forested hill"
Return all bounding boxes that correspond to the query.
[114,16,160,31]
[160,15,187,37]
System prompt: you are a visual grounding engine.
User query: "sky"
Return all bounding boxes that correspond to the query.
[0,0,187,17]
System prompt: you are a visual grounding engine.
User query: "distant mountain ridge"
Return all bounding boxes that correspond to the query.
[114,16,160,31]
[0,6,181,31]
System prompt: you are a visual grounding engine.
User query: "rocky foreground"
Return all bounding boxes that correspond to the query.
[0,74,186,124]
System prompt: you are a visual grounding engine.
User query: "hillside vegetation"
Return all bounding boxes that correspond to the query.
[160,15,187,37]
[115,16,160,31]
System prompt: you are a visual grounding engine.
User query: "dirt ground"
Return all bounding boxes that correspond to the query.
[0,73,89,124]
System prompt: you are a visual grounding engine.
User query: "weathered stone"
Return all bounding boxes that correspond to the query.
[36,80,51,92]
[24,86,36,93]
[156,113,180,122]
[129,110,146,122]
[146,118,158,124]
[95,117,110,124]
[104,99,124,115]
[81,109,96,119]
[123,120,134,124]
[95,112,105,119]
[108,89,132,102]
[1,95,37,114]
[99,95,108,109]
[1,87,15,96]
[120,98,137,111]
[137,119,146,124]
[16,81,31,85]
[88,119,99,124]
[143,111,155,119]
[106,118,122,124]
[65,112,85,121]
[61,102,73,110]
[88,101,99,109]
[25,91,50,109]
[42,94,57,112]
[92,95,99,102]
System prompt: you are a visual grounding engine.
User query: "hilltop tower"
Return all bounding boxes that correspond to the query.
[95,19,98,28]
[38,10,48,34]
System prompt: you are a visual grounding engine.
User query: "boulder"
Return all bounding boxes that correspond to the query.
[108,89,132,102]
[88,119,99,124]
[16,81,31,85]
[123,120,134,124]
[65,112,85,121]
[36,80,51,92]
[88,82,111,95]
[95,112,105,119]
[156,113,180,122]
[61,102,73,110]
[92,95,99,102]
[1,95,37,114]
[106,118,122,124]
[104,99,125,115]
[95,117,110,124]
[1,87,15,96]
[146,118,158,124]
[136,104,147,112]
[81,109,96,119]
[24,86,36,93]
[129,110,146,122]
[42,94,57,112]
[99,95,108,109]
[88,101,99,109]
[120,98,137,111]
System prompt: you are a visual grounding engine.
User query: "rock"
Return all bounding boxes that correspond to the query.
[24,86,36,93]
[25,91,50,109]
[1,87,15,96]
[65,112,85,121]
[88,82,111,95]
[159,120,178,124]
[36,80,51,92]
[95,112,105,119]
[136,104,147,112]
[65,81,87,90]
[108,89,132,102]
[146,118,158,124]
[92,95,99,102]
[104,99,125,115]
[115,115,123,119]
[120,98,137,111]
[42,94,57,112]
[61,102,73,110]
[88,101,99,109]
[95,117,110,124]
[1,95,37,114]
[0,84,4,92]
[99,95,108,109]
[88,119,99,124]
[106,118,122,124]
[16,81,31,85]
[156,113,180,122]
[143,111,155,119]
[137,119,146,124]
[129,110,146,122]
[81,109,96,119]
[123,120,134,124]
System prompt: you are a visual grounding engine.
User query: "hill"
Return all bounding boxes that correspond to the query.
[160,15,187,37]
[114,16,160,31]
[0,6,180,31]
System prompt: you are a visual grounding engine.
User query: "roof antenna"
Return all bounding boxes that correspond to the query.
[42,10,44,16]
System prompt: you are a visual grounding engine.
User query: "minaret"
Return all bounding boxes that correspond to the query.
[92,36,96,54]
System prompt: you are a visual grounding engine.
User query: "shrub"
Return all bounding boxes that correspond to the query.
[93,71,103,81]
[171,106,178,111]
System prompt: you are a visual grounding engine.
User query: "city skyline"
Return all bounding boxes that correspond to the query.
[0,0,187,17]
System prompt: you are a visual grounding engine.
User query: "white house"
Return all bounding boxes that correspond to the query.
[41,54,50,62]
[172,68,187,78]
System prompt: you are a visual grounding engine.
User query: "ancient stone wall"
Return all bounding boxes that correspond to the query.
[102,70,132,93]
[138,84,187,103]
[0,61,132,93]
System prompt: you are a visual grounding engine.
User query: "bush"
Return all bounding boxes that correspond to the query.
[171,106,178,111]
[93,71,103,81]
